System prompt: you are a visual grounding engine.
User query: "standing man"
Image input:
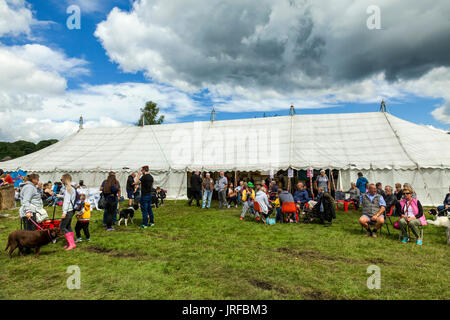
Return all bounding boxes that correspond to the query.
[188,171,202,207]
[138,166,154,229]
[359,184,386,238]
[126,172,137,207]
[217,171,228,209]
[202,173,214,209]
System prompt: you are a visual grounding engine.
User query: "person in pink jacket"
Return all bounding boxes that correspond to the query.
[396,185,427,245]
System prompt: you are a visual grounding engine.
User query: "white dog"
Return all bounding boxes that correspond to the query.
[427,210,450,245]
[427,210,450,228]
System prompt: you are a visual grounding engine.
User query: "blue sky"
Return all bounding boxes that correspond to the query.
[0,0,449,142]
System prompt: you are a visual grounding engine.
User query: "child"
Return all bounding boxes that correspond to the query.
[272,189,282,222]
[157,187,166,206]
[75,194,91,242]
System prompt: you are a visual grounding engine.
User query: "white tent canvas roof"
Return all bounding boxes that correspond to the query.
[2,112,449,172]
[2,111,449,204]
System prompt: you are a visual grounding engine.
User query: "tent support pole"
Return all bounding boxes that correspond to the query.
[174,170,186,203]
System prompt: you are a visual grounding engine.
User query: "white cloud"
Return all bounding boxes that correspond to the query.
[8,44,89,77]
[0,0,32,37]
[1,0,450,145]
[0,81,205,142]
[94,0,450,125]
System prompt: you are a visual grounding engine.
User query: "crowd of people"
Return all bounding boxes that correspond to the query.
[187,171,449,245]
[7,166,450,255]
[11,165,169,254]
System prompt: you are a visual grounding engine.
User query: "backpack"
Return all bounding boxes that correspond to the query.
[70,187,83,212]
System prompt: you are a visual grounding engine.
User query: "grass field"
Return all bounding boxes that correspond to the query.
[0,200,448,300]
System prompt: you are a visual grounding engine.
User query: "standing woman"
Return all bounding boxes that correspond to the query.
[314,170,330,193]
[19,173,43,254]
[103,173,120,231]
[60,173,77,251]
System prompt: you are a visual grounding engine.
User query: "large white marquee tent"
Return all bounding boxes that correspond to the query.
[2,112,449,205]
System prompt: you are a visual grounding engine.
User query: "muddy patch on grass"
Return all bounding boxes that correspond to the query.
[277,247,353,263]
[249,279,273,291]
[366,257,390,265]
[84,245,143,259]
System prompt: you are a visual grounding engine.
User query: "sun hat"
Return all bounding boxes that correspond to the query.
[247,182,254,188]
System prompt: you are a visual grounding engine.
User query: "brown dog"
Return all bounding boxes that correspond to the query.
[5,228,61,258]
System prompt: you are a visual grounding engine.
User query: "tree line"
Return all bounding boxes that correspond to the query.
[0,139,58,160]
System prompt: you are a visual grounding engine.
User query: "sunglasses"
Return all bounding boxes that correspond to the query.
[403,191,411,195]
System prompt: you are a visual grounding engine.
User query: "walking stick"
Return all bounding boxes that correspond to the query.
[407,219,411,240]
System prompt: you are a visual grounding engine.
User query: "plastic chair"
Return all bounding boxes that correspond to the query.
[281,202,296,223]
[336,200,356,213]
[253,201,262,222]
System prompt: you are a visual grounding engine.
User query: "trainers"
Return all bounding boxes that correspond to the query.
[401,237,409,243]
[256,216,260,222]
[240,217,244,220]
[139,225,148,229]
[106,227,115,231]
[75,238,82,243]
[416,239,423,246]
[372,230,377,238]
[86,238,90,242]
[150,223,155,227]
[366,230,372,237]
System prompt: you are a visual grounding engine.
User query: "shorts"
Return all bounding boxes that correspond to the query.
[361,214,384,221]
[127,190,134,199]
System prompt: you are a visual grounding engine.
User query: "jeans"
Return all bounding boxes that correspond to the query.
[437,205,449,214]
[275,207,282,222]
[140,194,154,226]
[202,190,213,208]
[105,200,118,229]
[60,210,75,234]
[103,203,117,225]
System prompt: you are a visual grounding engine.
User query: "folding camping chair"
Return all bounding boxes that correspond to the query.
[385,206,395,232]
[360,214,389,236]
[398,221,424,242]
